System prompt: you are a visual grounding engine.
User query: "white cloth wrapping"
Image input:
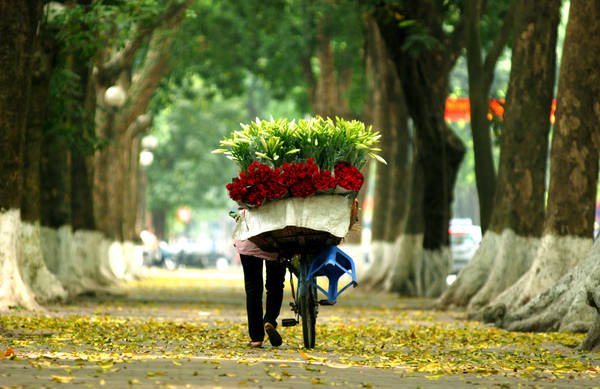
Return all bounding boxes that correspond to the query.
[232,195,354,241]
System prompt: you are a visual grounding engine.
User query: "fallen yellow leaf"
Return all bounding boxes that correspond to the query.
[51,375,74,383]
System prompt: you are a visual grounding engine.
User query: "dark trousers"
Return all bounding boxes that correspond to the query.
[240,254,287,342]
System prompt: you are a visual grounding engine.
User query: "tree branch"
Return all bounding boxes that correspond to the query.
[124,113,153,142]
[119,7,187,132]
[99,0,192,83]
[482,0,516,88]
[301,54,317,103]
[444,8,466,72]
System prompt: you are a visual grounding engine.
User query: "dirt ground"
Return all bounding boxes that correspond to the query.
[1,267,599,389]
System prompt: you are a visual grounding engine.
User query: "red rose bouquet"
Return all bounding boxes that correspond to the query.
[226,158,366,207]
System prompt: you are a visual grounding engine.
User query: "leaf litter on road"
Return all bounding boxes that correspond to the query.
[0,268,598,386]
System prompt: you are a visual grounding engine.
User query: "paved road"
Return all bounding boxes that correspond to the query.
[3,354,599,388]
[1,267,599,388]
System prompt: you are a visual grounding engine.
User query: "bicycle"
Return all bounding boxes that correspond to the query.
[250,226,357,349]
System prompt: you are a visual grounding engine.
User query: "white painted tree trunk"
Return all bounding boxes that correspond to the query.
[485,235,591,316]
[520,235,590,307]
[467,230,538,312]
[562,275,596,333]
[108,241,126,280]
[437,231,497,308]
[20,221,67,303]
[122,241,146,280]
[421,247,451,298]
[337,243,368,276]
[367,234,447,297]
[106,240,146,281]
[41,226,127,296]
[362,240,393,289]
[41,225,86,296]
[497,245,597,333]
[382,234,422,294]
[73,230,120,288]
[580,253,600,350]
[0,209,39,311]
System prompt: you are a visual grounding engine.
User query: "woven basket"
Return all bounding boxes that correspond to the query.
[249,226,342,258]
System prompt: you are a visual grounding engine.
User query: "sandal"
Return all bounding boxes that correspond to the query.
[264,322,282,347]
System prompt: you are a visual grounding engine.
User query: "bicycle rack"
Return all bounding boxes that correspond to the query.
[306,245,358,304]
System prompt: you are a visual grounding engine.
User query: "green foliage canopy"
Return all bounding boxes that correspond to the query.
[146,76,245,212]
[166,0,366,113]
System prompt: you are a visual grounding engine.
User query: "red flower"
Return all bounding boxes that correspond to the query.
[226,161,285,206]
[226,159,364,207]
[265,167,288,200]
[313,169,337,191]
[281,159,318,198]
[334,162,364,191]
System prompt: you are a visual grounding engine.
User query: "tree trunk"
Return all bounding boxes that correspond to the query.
[407,70,464,253]
[152,209,167,240]
[487,1,600,345]
[440,0,560,310]
[382,158,425,296]
[310,10,357,243]
[375,2,465,295]
[361,16,409,288]
[312,23,352,119]
[21,26,67,303]
[93,3,190,280]
[465,0,514,233]
[582,279,600,351]
[71,149,95,231]
[39,110,90,296]
[93,102,115,239]
[0,0,44,310]
[485,245,597,332]
[40,130,72,230]
[373,2,466,296]
[70,52,96,233]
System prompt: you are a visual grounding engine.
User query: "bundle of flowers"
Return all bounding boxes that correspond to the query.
[213,116,384,208]
[225,158,365,207]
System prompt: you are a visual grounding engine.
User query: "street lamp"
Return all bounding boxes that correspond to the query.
[139,150,154,166]
[45,2,66,22]
[140,135,158,167]
[137,134,158,238]
[141,134,158,150]
[104,85,127,108]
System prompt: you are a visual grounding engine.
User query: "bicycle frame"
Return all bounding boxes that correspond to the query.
[280,243,359,348]
[282,254,318,348]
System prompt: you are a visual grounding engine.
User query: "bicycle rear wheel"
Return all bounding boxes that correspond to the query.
[299,275,317,348]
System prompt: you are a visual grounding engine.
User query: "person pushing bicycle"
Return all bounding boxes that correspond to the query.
[234,239,285,348]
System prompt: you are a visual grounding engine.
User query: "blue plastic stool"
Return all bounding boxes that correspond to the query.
[306,246,358,304]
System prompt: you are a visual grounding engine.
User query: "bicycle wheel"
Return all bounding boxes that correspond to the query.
[299,275,317,348]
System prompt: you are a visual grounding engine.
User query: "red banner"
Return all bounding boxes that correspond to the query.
[444,97,556,124]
